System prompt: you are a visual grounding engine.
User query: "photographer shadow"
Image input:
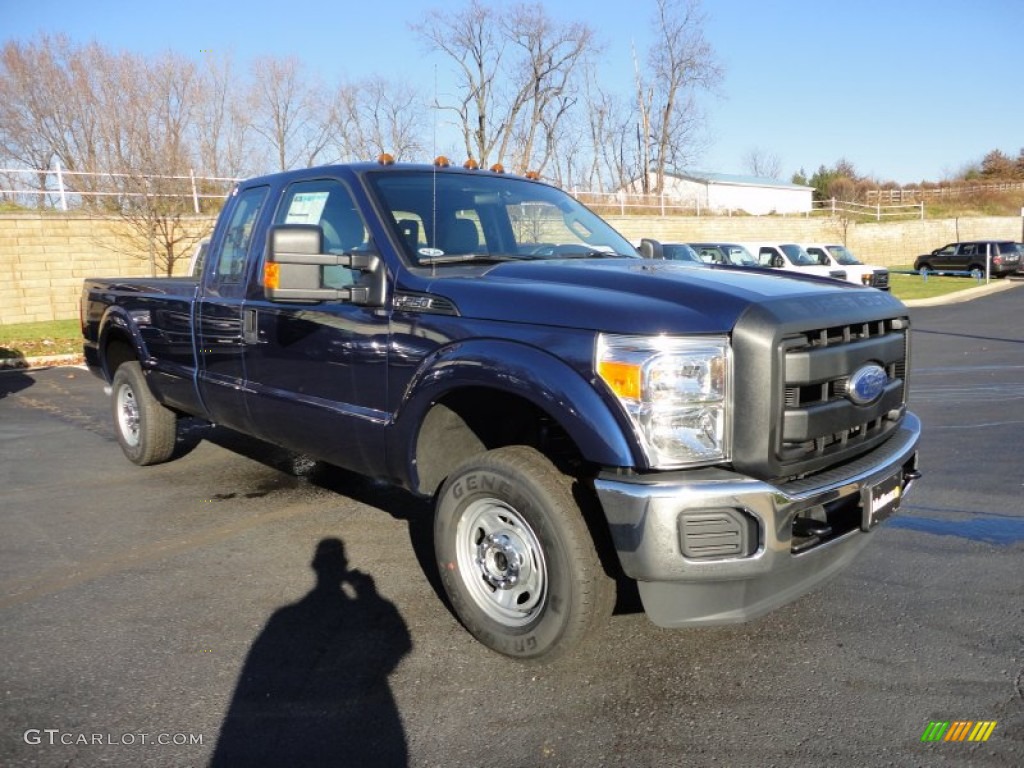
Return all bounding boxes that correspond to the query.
[210,537,411,767]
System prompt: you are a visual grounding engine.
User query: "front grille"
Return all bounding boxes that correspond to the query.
[778,318,907,470]
[730,293,910,481]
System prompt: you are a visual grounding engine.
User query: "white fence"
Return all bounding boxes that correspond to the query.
[812,198,925,221]
[0,163,239,213]
[0,165,951,221]
[867,182,1024,205]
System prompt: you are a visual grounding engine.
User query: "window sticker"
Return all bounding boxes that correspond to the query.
[285,191,329,224]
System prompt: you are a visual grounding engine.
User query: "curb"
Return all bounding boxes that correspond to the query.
[902,278,1021,308]
[0,353,85,371]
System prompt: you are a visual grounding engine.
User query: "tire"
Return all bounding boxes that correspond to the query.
[434,445,614,661]
[916,261,930,275]
[968,264,984,280]
[111,361,178,465]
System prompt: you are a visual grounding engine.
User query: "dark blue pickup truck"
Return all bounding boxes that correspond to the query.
[82,159,921,660]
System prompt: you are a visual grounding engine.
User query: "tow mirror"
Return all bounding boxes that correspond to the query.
[263,224,385,306]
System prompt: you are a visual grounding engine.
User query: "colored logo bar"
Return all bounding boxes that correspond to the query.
[921,721,997,742]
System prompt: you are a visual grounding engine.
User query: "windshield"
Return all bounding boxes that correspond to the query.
[663,243,700,262]
[827,245,863,265]
[723,245,757,266]
[780,243,817,266]
[368,170,638,266]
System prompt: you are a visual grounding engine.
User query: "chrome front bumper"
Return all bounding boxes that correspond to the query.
[594,412,921,628]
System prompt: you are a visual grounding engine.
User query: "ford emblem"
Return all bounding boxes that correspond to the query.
[847,364,887,405]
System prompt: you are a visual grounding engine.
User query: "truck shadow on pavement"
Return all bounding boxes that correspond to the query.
[210,537,412,768]
[0,365,35,398]
[197,425,645,620]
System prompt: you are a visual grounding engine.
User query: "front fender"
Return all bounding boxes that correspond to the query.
[387,339,640,490]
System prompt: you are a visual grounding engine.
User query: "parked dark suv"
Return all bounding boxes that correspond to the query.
[914,241,1022,277]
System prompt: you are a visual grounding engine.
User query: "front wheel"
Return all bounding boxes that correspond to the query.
[434,446,614,661]
[111,361,178,465]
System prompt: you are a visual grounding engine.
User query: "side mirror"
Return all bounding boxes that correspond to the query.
[772,255,784,268]
[639,238,664,259]
[263,224,385,307]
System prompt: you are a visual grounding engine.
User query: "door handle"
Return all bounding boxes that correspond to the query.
[243,309,259,345]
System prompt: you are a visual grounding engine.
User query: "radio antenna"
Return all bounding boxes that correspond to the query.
[431,63,439,277]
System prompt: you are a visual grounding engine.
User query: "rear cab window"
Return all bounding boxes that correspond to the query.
[210,185,269,286]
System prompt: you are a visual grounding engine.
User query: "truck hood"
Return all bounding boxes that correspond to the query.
[420,259,904,334]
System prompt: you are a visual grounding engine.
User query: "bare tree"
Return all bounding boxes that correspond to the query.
[107,51,214,275]
[196,51,255,181]
[412,0,505,166]
[642,0,721,193]
[333,76,426,162]
[0,35,115,203]
[576,59,639,192]
[499,4,595,174]
[412,1,594,172]
[742,147,782,179]
[248,55,335,172]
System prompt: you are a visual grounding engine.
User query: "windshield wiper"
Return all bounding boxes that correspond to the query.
[416,253,524,265]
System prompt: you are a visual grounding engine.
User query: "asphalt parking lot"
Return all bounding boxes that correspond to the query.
[2,286,1022,767]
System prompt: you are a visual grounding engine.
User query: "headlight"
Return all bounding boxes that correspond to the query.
[596,334,731,468]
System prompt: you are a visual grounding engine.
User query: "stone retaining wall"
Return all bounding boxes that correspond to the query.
[2,212,1020,324]
[0,214,215,325]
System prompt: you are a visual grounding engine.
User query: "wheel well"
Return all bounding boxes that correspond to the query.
[414,387,585,497]
[103,333,137,380]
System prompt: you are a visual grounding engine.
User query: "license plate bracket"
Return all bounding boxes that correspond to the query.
[862,469,903,530]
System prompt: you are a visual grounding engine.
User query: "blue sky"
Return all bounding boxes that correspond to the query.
[4,0,1022,183]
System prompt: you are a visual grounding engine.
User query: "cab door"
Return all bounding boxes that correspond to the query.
[240,177,390,477]
[195,184,269,433]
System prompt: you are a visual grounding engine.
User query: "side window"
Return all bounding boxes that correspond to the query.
[806,247,827,265]
[214,186,268,282]
[276,179,368,289]
[758,248,775,267]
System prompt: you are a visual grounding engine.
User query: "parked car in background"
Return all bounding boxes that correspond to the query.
[913,241,1022,278]
[661,243,704,264]
[743,242,848,282]
[687,242,759,267]
[803,243,890,291]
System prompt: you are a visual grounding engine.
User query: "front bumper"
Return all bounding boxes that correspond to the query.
[594,411,921,628]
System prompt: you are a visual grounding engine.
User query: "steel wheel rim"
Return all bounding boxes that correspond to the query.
[116,383,141,447]
[455,497,547,626]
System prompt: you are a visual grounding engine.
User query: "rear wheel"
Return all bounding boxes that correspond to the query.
[111,361,178,465]
[968,264,985,280]
[434,446,614,661]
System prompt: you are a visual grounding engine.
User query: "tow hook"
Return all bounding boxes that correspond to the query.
[792,517,832,539]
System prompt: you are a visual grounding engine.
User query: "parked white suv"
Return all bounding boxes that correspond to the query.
[804,243,890,291]
[743,242,848,282]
